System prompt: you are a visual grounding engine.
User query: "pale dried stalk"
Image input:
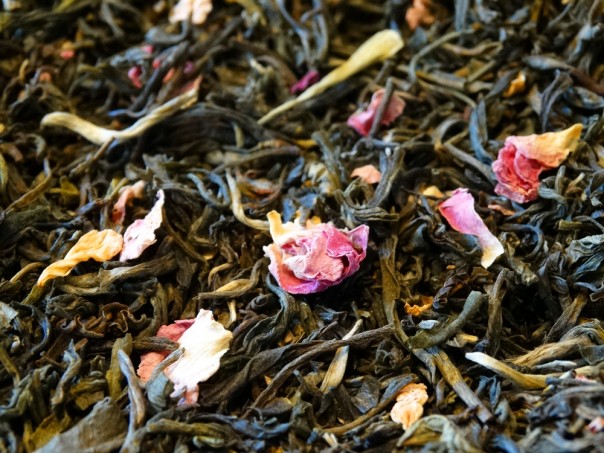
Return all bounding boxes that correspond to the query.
[41,88,199,146]
[258,30,404,124]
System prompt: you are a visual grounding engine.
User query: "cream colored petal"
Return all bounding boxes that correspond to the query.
[165,309,233,405]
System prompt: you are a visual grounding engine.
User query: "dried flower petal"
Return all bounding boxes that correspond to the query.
[165,309,232,405]
[406,0,436,31]
[170,0,213,25]
[492,124,582,203]
[588,416,604,433]
[503,71,526,98]
[263,211,369,294]
[348,88,405,136]
[391,383,429,429]
[439,189,504,268]
[120,190,164,261]
[136,319,195,382]
[290,70,320,94]
[37,230,123,286]
[351,164,382,184]
[112,181,146,225]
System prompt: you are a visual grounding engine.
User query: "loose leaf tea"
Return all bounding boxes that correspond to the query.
[1,0,604,451]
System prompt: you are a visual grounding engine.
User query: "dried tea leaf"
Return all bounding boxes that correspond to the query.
[34,398,126,453]
[37,230,124,287]
[120,190,164,261]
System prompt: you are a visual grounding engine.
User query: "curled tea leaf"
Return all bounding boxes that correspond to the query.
[37,230,123,287]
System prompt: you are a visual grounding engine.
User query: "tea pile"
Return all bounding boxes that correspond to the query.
[1,0,604,451]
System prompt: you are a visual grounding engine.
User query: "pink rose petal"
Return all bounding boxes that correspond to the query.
[112,181,146,225]
[492,124,583,203]
[439,188,504,268]
[290,70,320,95]
[348,88,405,136]
[351,164,382,184]
[120,190,164,261]
[263,211,369,294]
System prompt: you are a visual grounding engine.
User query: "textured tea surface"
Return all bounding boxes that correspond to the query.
[0,1,604,452]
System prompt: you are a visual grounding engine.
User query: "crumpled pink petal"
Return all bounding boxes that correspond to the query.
[137,319,195,382]
[120,190,164,261]
[290,70,320,94]
[348,88,405,136]
[351,164,382,184]
[263,211,369,294]
[136,310,231,406]
[112,181,146,225]
[492,124,582,203]
[439,188,504,268]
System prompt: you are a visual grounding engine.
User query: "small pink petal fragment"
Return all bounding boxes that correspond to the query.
[351,164,382,184]
[492,124,582,203]
[406,0,436,31]
[390,383,429,429]
[170,0,213,25]
[137,320,195,383]
[348,88,405,137]
[164,309,232,405]
[290,70,320,95]
[120,190,164,261]
[588,416,604,433]
[263,211,369,294]
[128,66,143,89]
[439,188,504,268]
[112,181,146,225]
